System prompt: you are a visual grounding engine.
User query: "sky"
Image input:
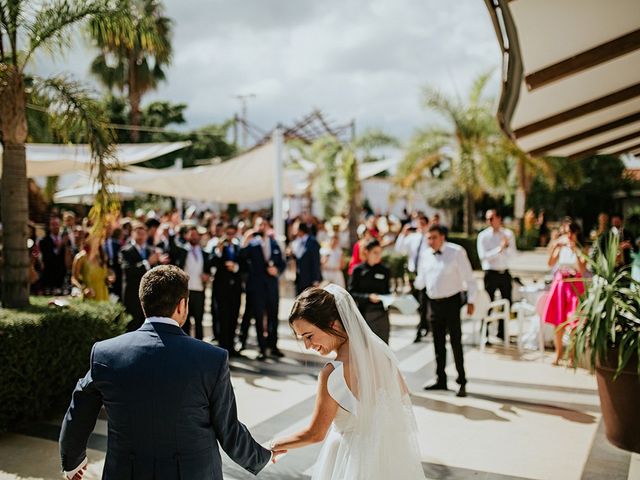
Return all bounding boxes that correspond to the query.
[33,0,501,143]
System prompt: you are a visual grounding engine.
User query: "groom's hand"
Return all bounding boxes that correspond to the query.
[270,448,288,463]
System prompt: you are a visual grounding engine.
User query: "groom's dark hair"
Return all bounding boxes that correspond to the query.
[289,287,346,340]
[139,265,189,318]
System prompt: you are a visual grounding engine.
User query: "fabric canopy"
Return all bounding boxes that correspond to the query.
[485,0,640,157]
[53,184,136,204]
[115,145,400,203]
[0,141,191,177]
[119,141,291,203]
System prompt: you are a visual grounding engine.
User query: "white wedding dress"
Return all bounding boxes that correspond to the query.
[311,285,426,480]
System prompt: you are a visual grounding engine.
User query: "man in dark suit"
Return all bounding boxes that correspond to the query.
[240,218,286,360]
[119,222,167,331]
[39,216,69,293]
[59,265,274,479]
[291,222,322,295]
[212,224,244,355]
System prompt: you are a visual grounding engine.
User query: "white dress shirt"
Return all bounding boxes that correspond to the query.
[476,226,516,271]
[292,235,308,259]
[184,245,205,291]
[414,242,477,303]
[145,316,180,327]
[394,231,426,273]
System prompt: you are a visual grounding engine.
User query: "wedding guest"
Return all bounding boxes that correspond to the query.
[394,214,430,341]
[71,233,111,302]
[477,209,516,340]
[416,225,477,397]
[119,222,164,331]
[291,222,322,295]
[39,216,69,293]
[240,217,286,360]
[544,219,587,365]
[103,227,123,300]
[145,217,161,249]
[348,239,391,343]
[600,213,636,267]
[430,213,448,238]
[321,234,345,288]
[212,223,244,356]
[176,226,211,340]
[347,226,375,276]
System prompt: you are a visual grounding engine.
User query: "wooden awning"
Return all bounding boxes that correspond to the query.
[484,0,640,158]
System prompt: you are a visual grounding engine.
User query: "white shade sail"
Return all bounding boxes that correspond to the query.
[485,0,640,157]
[0,141,191,177]
[119,141,297,203]
[54,184,136,204]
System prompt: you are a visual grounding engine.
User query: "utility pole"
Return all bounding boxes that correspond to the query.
[233,93,256,148]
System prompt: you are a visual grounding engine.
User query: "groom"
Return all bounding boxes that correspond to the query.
[59,265,272,479]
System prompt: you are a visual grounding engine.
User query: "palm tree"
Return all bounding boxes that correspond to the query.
[298,130,398,246]
[0,0,118,307]
[398,72,516,234]
[88,0,172,142]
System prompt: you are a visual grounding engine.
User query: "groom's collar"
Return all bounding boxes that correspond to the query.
[139,317,186,336]
[145,316,180,327]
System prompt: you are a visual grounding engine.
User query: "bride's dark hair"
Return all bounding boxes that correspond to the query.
[289,287,346,339]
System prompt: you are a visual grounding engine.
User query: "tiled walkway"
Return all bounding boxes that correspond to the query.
[1,296,638,480]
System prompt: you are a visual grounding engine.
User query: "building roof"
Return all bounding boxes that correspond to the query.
[484,0,640,158]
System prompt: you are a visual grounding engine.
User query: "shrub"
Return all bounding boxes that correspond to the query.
[0,298,127,430]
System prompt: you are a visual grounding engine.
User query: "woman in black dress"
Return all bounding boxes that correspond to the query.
[348,239,391,343]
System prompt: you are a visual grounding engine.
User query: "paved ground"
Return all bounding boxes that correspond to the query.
[1,250,638,479]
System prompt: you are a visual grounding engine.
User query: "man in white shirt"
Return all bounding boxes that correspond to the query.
[415,225,477,397]
[394,214,430,341]
[180,226,211,340]
[476,209,516,340]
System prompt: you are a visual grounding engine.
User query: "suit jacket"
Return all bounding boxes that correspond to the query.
[119,243,154,322]
[294,236,322,292]
[211,240,245,297]
[59,321,270,479]
[39,234,68,288]
[240,236,285,298]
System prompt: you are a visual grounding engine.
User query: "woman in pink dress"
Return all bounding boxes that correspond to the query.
[543,220,587,365]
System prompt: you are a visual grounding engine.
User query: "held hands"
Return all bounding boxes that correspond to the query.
[66,463,87,480]
[269,440,288,464]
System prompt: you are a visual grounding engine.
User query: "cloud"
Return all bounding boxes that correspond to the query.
[32,0,501,142]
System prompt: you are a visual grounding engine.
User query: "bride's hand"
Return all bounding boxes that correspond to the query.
[270,448,288,463]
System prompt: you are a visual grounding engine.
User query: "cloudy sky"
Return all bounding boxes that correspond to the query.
[34,0,501,142]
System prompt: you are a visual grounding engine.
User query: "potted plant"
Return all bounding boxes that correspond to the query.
[569,233,640,453]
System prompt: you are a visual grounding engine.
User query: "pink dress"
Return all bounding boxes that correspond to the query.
[543,246,585,327]
[347,242,362,276]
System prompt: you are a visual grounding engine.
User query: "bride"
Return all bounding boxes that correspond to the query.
[271,284,425,479]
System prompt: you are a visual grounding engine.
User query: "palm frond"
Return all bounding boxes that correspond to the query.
[32,74,118,235]
[468,69,495,106]
[24,0,116,68]
[352,128,400,153]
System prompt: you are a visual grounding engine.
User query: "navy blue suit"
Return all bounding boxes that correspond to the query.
[294,235,322,295]
[59,321,270,479]
[240,237,285,351]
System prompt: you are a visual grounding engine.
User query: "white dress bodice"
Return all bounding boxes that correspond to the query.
[326,360,357,434]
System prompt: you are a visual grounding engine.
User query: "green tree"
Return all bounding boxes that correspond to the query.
[397,72,518,234]
[0,0,119,307]
[88,0,172,142]
[299,130,398,246]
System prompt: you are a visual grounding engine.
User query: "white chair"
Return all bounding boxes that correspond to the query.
[480,299,511,351]
[511,300,536,351]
